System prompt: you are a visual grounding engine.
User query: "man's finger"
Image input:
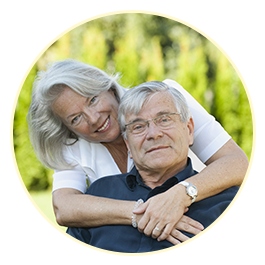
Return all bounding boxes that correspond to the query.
[165,235,181,245]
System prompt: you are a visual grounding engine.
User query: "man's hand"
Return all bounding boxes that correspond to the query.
[164,215,204,245]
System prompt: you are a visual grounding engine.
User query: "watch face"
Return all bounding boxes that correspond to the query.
[188,186,197,196]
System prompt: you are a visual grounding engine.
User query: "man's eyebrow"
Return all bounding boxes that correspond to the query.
[127,117,146,124]
[156,110,172,116]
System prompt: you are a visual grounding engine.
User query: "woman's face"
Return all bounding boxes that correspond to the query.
[52,87,121,143]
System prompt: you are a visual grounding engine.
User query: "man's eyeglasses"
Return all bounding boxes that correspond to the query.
[125,112,181,135]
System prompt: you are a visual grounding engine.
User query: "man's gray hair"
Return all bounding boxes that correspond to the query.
[27,59,125,170]
[118,81,192,139]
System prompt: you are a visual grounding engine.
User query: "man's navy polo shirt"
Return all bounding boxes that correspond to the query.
[67,158,239,253]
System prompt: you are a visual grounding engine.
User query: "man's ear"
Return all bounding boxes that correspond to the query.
[187,117,194,146]
[124,139,133,159]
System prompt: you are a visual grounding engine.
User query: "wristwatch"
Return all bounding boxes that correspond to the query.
[179,181,197,204]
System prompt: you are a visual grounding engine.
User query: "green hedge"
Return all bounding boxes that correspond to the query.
[13,13,253,191]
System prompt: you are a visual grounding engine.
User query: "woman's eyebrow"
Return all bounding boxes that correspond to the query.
[66,97,91,121]
[66,113,79,121]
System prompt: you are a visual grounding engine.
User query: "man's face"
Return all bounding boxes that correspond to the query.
[124,91,194,177]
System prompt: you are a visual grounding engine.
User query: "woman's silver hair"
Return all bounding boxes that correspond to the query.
[27,59,125,170]
[118,81,192,139]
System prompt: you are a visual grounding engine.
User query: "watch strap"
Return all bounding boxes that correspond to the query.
[179,181,197,203]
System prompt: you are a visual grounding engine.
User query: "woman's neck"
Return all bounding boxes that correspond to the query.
[101,135,128,174]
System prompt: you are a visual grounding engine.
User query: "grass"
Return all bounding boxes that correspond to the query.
[16,191,66,254]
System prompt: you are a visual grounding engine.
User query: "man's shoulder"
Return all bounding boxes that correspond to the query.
[217,185,239,198]
[92,173,127,185]
[85,173,128,195]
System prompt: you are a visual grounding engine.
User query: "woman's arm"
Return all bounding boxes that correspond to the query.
[53,188,203,244]
[134,139,249,241]
[53,188,135,227]
[189,138,248,200]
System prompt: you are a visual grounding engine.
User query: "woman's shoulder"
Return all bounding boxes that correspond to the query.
[63,138,106,161]
[162,79,190,96]
[163,79,183,88]
[62,139,120,177]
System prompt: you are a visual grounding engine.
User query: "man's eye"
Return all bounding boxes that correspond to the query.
[160,117,170,123]
[133,124,145,131]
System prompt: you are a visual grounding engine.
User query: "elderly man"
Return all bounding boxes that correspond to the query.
[67,81,239,253]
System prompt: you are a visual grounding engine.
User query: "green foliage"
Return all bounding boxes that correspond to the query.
[13,13,253,191]
[214,55,253,157]
[175,35,209,111]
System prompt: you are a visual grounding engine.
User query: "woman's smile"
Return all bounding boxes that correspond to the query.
[96,116,110,133]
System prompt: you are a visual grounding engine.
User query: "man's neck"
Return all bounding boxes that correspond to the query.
[138,159,188,189]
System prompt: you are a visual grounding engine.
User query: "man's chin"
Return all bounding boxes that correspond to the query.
[146,158,173,169]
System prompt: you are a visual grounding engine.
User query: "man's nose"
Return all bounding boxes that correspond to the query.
[145,121,163,140]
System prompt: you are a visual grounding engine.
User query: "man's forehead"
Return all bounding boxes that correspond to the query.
[138,91,176,111]
[126,92,177,120]
[125,109,178,125]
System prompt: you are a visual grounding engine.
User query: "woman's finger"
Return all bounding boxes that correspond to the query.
[137,213,151,234]
[154,222,175,241]
[133,201,147,214]
[143,217,162,237]
[151,224,163,239]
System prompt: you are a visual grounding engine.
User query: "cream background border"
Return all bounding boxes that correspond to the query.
[11,7,256,259]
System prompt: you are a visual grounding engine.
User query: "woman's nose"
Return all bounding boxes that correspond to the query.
[84,108,100,125]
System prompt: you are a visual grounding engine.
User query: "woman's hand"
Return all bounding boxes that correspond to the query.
[133,184,200,241]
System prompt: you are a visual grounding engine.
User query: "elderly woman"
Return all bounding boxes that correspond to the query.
[27,59,248,243]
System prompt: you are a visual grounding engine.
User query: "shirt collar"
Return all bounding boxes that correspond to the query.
[126,157,197,191]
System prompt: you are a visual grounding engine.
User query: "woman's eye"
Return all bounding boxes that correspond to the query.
[90,96,97,104]
[72,115,80,125]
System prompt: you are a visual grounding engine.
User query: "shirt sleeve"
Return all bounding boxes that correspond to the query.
[52,169,88,194]
[52,143,89,194]
[163,79,231,163]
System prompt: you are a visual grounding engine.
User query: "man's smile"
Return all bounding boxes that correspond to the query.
[146,145,170,153]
